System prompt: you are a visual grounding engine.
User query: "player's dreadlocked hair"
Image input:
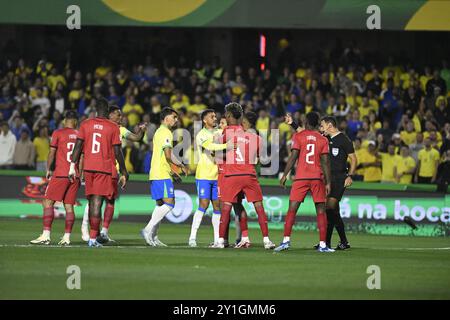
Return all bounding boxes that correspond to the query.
[225,102,243,120]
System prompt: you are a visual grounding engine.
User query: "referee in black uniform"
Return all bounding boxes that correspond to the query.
[318,116,357,250]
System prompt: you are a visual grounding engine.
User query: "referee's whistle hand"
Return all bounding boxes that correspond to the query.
[344,176,353,187]
[326,183,331,196]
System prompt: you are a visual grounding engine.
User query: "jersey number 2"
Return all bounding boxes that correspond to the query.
[66,142,75,162]
[92,133,101,154]
[306,143,315,164]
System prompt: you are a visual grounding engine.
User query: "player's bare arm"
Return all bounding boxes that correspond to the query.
[345,153,357,187]
[46,147,57,179]
[127,123,148,142]
[78,154,84,182]
[68,138,84,182]
[280,149,299,187]
[164,147,188,177]
[114,144,129,189]
[320,153,331,195]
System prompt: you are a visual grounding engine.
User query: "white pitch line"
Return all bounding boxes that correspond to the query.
[0,244,449,251]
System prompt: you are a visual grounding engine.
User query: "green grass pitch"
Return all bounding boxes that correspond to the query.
[0,218,449,299]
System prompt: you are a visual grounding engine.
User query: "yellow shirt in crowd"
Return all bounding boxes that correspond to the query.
[396,156,416,184]
[33,137,50,162]
[417,148,440,178]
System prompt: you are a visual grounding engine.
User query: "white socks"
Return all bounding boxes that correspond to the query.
[319,241,326,248]
[101,227,108,235]
[144,204,173,238]
[189,209,205,240]
[212,213,221,243]
[43,230,50,238]
[283,236,290,243]
[82,203,89,227]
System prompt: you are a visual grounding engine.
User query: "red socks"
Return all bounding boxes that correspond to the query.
[219,203,232,238]
[284,209,297,237]
[103,203,115,229]
[240,210,249,237]
[89,216,101,238]
[43,207,54,231]
[317,211,328,242]
[65,211,75,233]
[255,205,269,237]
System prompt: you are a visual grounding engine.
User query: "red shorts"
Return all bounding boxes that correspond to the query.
[84,171,114,200]
[45,177,80,205]
[217,173,224,199]
[111,177,119,200]
[221,175,263,203]
[290,179,326,203]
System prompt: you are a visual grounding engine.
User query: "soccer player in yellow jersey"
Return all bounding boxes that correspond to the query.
[189,109,232,247]
[141,107,187,247]
[81,105,147,242]
[395,146,416,184]
[415,138,440,184]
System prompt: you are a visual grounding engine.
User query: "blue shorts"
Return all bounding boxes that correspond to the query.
[150,179,174,200]
[196,179,218,201]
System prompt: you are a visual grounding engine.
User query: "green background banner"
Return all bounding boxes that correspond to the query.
[0,0,449,30]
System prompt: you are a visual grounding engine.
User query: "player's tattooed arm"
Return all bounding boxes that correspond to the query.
[280,149,299,187]
[164,147,188,176]
[46,147,57,179]
[114,144,129,189]
[320,153,332,194]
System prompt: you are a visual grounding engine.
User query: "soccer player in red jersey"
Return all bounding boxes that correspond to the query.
[30,111,81,245]
[274,112,334,252]
[69,98,128,247]
[81,105,147,244]
[216,117,250,248]
[217,102,275,250]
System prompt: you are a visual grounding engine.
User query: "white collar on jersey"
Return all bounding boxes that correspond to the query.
[330,131,342,139]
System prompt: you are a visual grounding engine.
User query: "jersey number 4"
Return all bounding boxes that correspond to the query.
[92,133,101,154]
[306,143,315,164]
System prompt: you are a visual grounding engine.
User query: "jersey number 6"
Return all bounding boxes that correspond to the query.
[92,133,101,154]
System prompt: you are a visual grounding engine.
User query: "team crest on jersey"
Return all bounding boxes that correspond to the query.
[332,148,339,156]
[200,188,205,195]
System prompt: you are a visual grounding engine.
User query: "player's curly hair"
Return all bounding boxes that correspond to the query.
[225,102,243,120]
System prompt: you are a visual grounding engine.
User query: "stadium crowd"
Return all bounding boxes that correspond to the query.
[0,52,449,189]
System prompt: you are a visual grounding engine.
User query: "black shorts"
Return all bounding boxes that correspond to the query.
[329,175,347,201]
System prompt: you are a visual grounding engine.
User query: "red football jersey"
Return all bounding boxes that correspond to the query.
[291,130,329,180]
[221,125,261,176]
[50,128,79,177]
[77,118,121,174]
